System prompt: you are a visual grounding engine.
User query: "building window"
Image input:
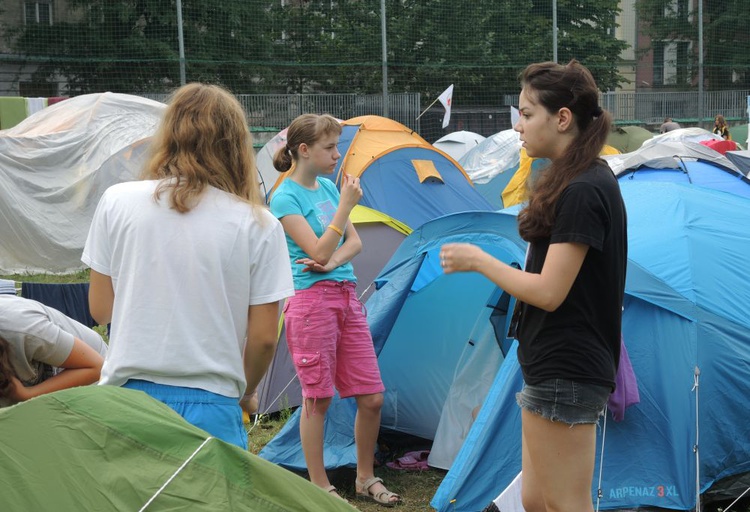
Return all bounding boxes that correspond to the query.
[653,40,690,87]
[24,2,53,25]
[653,42,665,86]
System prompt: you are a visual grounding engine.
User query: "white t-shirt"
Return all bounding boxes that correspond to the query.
[82,180,294,398]
[0,295,108,385]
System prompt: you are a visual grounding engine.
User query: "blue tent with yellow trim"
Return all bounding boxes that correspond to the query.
[269,116,493,229]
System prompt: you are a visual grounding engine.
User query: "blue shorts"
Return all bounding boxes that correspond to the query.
[122,380,247,449]
[516,379,610,425]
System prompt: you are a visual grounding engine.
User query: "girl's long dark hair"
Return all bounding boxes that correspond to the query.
[517,60,612,242]
[0,336,18,403]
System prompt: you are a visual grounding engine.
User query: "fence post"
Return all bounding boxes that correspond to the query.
[697,0,704,127]
[175,0,186,86]
[381,0,389,118]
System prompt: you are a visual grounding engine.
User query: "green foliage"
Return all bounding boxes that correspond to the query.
[10,0,628,101]
[636,0,750,89]
[11,0,274,94]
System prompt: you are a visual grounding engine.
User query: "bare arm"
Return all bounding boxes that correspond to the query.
[440,242,588,312]
[88,269,114,325]
[10,337,105,402]
[241,301,282,413]
[279,174,362,266]
[295,219,362,273]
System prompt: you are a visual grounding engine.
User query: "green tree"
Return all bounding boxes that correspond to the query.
[636,0,750,89]
[268,0,626,104]
[529,0,628,91]
[11,0,274,94]
[10,0,629,99]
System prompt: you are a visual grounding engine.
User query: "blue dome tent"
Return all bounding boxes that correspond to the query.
[433,181,750,511]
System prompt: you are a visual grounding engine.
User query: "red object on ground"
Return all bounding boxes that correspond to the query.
[699,138,738,155]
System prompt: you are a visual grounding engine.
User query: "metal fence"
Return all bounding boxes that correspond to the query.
[601,89,750,126]
[140,91,423,147]
[141,92,421,132]
[505,90,750,129]
[140,89,749,146]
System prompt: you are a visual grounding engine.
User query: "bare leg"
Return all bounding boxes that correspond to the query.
[354,392,399,504]
[521,424,547,512]
[521,408,597,512]
[354,392,382,480]
[299,397,332,489]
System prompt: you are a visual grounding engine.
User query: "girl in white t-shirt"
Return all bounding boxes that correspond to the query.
[83,84,294,448]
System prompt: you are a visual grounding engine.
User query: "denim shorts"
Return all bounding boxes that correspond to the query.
[122,380,247,449]
[516,379,610,425]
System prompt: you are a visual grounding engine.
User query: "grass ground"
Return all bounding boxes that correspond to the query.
[5,271,749,512]
[245,410,446,511]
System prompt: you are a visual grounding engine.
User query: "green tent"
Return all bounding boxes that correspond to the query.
[0,386,356,511]
[730,123,748,148]
[607,125,654,153]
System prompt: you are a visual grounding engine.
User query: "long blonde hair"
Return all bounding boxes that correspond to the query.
[142,83,262,212]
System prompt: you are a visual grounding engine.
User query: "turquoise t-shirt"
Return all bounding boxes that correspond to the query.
[270,177,357,290]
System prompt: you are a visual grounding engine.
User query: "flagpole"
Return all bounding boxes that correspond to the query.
[415,96,441,121]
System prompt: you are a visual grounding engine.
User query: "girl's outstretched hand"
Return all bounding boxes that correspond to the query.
[439,243,488,274]
[339,173,363,211]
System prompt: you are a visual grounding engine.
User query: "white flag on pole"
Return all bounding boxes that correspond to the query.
[438,84,454,129]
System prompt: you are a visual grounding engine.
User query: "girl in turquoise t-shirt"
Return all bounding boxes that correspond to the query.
[270,114,401,507]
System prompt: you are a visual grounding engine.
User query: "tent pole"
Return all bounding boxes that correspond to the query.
[595,405,608,512]
[693,366,701,512]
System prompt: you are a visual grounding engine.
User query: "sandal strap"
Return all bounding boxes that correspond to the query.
[324,485,337,493]
[373,489,401,501]
[357,476,383,492]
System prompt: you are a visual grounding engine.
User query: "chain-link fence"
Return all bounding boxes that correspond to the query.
[1,0,748,137]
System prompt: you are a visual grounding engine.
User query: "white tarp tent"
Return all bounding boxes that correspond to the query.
[0,93,165,274]
[433,130,486,162]
[603,140,743,175]
[639,126,722,149]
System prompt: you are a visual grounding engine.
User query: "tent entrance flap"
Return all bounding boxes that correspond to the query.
[412,159,444,183]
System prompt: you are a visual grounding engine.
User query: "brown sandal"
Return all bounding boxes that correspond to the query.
[355,477,402,507]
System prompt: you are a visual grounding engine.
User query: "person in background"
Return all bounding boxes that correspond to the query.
[713,114,731,140]
[269,113,401,507]
[659,117,681,133]
[82,83,294,448]
[440,60,627,512]
[0,291,107,407]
